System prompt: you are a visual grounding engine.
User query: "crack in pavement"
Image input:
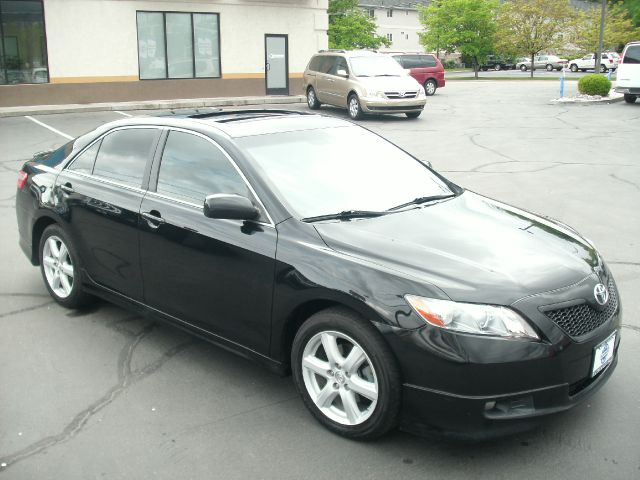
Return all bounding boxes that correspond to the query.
[441,159,638,174]
[608,261,640,267]
[622,324,640,333]
[0,300,55,319]
[467,133,520,164]
[0,323,193,470]
[0,292,50,298]
[609,173,640,192]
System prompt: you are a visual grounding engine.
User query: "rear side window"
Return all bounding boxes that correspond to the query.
[156,130,250,204]
[419,55,437,67]
[68,140,101,175]
[624,45,640,64]
[392,56,405,68]
[93,128,159,188]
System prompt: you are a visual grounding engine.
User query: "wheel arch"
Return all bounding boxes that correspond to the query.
[31,215,57,265]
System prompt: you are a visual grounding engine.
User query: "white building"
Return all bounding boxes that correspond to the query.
[359,0,430,53]
[0,0,328,107]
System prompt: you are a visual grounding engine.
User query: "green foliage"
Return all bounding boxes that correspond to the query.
[573,2,640,53]
[578,74,612,95]
[442,59,459,69]
[418,0,500,78]
[328,0,390,49]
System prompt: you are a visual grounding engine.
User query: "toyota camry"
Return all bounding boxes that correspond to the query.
[16,110,621,440]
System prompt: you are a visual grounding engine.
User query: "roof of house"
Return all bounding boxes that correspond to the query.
[359,1,431,10]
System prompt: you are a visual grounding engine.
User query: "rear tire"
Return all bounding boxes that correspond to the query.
[546,64,553,72]
[600,64,607,73]
[570,64,578,72]
[307,87,321,110]
[405,111,422,119]
[291,307,401,440]
[39,224,91,309]
[494,64,501,71]
[347,94,363,120]
[424,79,437,96]
[520,64,527,72]
[624,94,637,104]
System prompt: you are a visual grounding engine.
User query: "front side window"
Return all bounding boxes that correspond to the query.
[137,11,220,80]
[93,129,159,187]
[156,131,250,204]
[0,0,48,85]
[238,126,453,219]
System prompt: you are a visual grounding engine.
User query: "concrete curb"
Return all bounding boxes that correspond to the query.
[549,94,625,105]
[0,95,306,118]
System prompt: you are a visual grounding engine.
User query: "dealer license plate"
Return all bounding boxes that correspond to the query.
[592,331,616,377]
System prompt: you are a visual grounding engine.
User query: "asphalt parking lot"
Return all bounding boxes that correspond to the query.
[1,80,639,479]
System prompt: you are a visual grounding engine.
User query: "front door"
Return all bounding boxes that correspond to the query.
[265,34,289,95]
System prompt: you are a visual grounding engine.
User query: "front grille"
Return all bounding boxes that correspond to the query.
[543,278,618,338]
[384,91,418,99]
[368,105,423,111]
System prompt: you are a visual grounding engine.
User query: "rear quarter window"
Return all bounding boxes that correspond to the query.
[624,45,640,64]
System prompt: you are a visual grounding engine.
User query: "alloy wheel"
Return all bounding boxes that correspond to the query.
[301,330,378,426]
[348,97,359,119]
[307,88,316,108]
[42,235,74,298]
[425,80,436,96]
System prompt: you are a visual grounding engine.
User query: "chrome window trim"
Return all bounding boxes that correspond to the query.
[63,124,276,228]
[160,126,276,227]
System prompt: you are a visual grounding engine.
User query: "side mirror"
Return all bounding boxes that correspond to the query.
[203,194,260,221]
[336,69,348,77]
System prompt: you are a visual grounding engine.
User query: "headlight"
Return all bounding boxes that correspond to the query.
[404,295,539,340]
[418,86,426,97]
[369,90,385,99]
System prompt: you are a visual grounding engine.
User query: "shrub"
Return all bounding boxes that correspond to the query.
[443,60,458,69]
[578,74,612,96]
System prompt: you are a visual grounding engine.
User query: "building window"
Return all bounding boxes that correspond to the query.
[387,9,393,17]
[365,8,375,18]
[0,0,48,85]
[137,11,221,80]
[386,33,393,42]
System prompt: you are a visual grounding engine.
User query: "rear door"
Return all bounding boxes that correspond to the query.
[138,129,277,354]
[619,44,640,87]
[55,127,161,300]
[315,56,338,105]
[325,56,351,106]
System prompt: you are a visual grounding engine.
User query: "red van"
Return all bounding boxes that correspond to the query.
[392,54,446,96]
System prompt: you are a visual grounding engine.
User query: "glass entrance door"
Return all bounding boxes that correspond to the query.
[264,34,288,95]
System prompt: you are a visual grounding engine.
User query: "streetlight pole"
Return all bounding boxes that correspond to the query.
[596,0,606,73]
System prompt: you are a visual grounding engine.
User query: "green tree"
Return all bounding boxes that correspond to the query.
[495,0,576,78]
[573,2,640,55]
[328,0,390,49]
[418,0,500,79]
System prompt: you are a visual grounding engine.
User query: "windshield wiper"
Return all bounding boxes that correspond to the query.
[387,194,455,212]
[375,74,400,77]
[302,210,388,223]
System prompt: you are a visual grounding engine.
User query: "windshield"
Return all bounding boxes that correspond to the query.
[237,126,454,219]
[349,56,406,77]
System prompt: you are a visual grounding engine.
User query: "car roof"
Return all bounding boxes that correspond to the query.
[107,110,354,139]
[315,49,381,59]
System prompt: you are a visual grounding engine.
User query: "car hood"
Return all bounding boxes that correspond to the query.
[356,75,421,91]
[313,191,600,306]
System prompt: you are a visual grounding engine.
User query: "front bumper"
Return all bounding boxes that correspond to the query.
[615,86,640,95]
[360,97,426,114]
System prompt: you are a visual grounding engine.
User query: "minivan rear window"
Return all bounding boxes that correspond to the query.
[624,45,640,64]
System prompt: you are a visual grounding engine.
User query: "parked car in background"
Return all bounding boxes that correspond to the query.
[568,53,617,73]
[518,55,567,71]
[615,41,640,103]
[304,50,427,119]
[480,55,516,71]
[391,53,445,96]
[607,52,620,69]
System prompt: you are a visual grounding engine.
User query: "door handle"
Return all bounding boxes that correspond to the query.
[60,182,74,194]
[266,63,270,72]
[141,211,166,229]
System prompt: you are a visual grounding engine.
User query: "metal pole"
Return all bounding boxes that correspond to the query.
[596,0,606,73]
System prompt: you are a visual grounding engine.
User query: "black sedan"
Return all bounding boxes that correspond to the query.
[15,110,620,440]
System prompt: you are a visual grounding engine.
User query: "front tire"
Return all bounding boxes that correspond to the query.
[624,94,637,104]
[424,79,437,96]
[520,64,527,72]
[405,111,422,119]
[307,87,320,110]
[347,94,363,120]
[570,64,578,72]
[546,64,553,72]
[39,224,91,308]
[291,308,401,439]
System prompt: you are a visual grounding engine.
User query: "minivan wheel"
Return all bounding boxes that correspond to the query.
[307,87,321,110]
[348,94,363,120]
[406,111,422,119]
[624,94,637,104]
[39,224,91,308]
[291,308,401,439]
[424,79,437,96]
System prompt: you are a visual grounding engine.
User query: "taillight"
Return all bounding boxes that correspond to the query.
[620,54,624,64]
[17,170,28,189]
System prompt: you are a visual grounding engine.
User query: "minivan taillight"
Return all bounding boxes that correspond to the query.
[17,170,28,189]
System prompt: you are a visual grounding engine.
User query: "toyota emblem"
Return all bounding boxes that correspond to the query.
[594,283,609,306]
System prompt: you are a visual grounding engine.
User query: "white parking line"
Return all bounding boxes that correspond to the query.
[24,115,74,140]
[114,110,132,117]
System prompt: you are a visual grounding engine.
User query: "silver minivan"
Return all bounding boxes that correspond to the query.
[303,50,427,119]
[615,41,640,104]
